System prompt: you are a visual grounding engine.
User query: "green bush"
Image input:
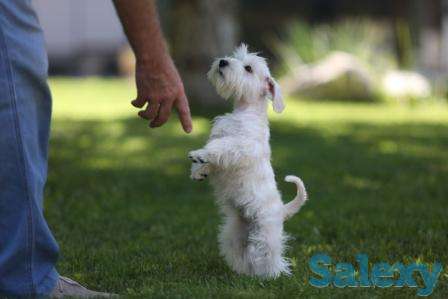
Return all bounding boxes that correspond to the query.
[272,19,397,77]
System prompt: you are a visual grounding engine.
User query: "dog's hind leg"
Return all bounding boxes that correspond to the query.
[218,213,250,275]
[246,221,290,278]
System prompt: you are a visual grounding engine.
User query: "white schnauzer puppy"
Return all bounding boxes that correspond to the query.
[188,44,308,278]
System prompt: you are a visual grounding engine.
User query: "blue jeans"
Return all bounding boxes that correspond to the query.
[0,0,58,296]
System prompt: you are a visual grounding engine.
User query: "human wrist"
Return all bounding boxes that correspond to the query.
[136,51,174,72]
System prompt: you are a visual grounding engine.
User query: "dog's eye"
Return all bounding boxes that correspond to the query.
[244,65,253,73]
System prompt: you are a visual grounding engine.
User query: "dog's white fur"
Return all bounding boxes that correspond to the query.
[189,44,308,278]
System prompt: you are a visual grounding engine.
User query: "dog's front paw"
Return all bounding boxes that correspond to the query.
[190,163,210,181]
[188,149,209,164]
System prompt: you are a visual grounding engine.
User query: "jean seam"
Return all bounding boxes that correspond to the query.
[0,17,36,295]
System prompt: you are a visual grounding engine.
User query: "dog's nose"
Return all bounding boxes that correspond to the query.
[219,59,229,68]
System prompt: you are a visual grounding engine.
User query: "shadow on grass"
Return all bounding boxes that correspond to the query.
[45,115,448,297]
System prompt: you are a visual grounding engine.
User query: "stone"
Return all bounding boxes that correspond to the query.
[280,51,376,101]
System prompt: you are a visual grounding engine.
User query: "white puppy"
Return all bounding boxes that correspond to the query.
[189,44,308,278]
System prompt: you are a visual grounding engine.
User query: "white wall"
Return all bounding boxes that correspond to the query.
[32,0,126,58]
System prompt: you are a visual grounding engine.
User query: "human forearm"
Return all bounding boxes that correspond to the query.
[113,0,168,65]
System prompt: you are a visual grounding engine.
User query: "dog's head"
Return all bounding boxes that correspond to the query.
[207,44,284,113]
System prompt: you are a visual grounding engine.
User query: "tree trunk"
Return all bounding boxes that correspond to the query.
[392,0,414,69]
[165,0,239,106]
[441,0,448,72]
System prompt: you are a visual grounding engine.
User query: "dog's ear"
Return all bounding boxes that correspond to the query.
[266,77,284,113]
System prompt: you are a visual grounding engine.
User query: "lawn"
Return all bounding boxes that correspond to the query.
[46,78,448,298]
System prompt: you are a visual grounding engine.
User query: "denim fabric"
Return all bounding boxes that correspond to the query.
[0,0,58,296]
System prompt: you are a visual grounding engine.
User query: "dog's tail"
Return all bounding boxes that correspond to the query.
[283,175,308,220]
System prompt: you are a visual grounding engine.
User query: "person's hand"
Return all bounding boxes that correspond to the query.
[131,57,192,133]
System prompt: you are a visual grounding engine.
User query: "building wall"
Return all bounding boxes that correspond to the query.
[32,0,127,74]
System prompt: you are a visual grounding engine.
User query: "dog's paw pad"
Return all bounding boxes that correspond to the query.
[188,150,208,164]
[190,162,210,181]
[191,173,208,181]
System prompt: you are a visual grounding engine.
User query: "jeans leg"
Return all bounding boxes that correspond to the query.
[0,0,58,296]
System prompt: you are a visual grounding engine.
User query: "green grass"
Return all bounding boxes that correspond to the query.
[46,78,448,298]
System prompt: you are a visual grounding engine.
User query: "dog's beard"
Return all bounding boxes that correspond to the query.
[216,80,234,100]
[209,72,238,100]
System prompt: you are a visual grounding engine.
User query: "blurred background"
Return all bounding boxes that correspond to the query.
[34,1,448,296]
[34,0,448,104]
